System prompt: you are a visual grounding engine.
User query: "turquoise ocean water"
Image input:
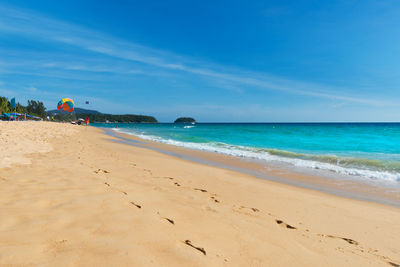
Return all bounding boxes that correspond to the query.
[94,123,400,185]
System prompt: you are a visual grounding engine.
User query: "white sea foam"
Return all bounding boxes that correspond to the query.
[184,125,195,129]
[114,128,400,183]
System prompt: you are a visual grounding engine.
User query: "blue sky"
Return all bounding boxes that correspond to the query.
[1,0,400,122]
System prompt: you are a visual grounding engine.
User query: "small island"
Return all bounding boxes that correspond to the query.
[174,117,196,123]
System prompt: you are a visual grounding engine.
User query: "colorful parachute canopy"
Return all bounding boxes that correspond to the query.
[57,98,74,112]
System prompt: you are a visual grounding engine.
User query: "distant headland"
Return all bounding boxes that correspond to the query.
[174,117,196,123]
[48,107,158,123]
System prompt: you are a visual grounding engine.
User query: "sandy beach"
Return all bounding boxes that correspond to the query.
[1,121,399,266]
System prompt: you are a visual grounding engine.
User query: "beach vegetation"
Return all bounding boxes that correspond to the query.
[26,100,46,118]
[16,103,28,114]
[0,97,11,113]
[0,97,46,117]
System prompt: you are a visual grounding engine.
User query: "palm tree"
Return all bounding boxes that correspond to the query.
[0,97,10,113]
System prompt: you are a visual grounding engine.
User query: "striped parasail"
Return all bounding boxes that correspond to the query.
[57,98,74,112]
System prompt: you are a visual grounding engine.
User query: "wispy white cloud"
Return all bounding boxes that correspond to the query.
[0,3,395,107]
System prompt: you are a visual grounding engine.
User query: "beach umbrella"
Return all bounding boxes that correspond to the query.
[57,98,74,112]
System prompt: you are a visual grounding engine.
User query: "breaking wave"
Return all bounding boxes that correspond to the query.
[114,128,400,183]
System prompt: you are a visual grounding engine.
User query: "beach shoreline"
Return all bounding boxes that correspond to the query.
[105,128,400,208]
[1,121,399,266]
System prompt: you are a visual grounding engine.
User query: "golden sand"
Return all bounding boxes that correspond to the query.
[0,121,399,266]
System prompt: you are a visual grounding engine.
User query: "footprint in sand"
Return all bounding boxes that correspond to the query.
[157,212,175,225]
[322,234,358,245]
[130,201,142,209]
[184,240,206,255]
[210,196,220,203]
[163,217,175,225]
[275,219,297,229]
[95,169,110,174]
[193,188,220,203]
[194,188,207,193]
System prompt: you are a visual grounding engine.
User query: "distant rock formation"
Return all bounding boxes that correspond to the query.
[174,117,196,123]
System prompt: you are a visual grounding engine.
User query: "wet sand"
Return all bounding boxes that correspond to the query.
[1,121,399,266]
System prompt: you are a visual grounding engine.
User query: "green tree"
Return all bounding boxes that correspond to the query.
[36,101,46,117]
[26,100,37,114]
[0,97,10,113]
[16,103,27,114]
[27,100,46,118]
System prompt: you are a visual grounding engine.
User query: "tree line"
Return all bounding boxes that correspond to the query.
[0,97,46,118]
[1,96,158,122]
